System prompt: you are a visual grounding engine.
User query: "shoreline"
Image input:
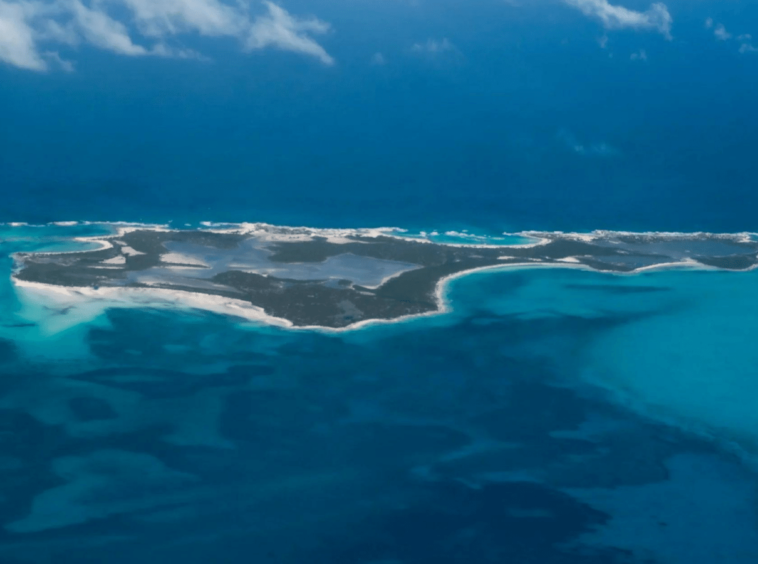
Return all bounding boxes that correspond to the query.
[8,221,758,332]
[10,256,747,334]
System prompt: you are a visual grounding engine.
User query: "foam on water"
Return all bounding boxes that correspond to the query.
[398,229,534,246]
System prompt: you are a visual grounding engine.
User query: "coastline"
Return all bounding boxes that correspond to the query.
[9,255,743,334]
[8,262,575,334]
[7,221,758,333]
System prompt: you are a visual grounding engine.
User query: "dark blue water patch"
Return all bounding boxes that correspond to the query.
[0,410,70,530]
[87,311,204,362]
[470,378,588,441]
[328,480,632,564]
[67,397,118,422]
[69,365,276,400]
[86,308,279,367]
[0,338,17,364]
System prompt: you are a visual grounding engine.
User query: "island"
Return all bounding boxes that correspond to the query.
[11,225,758,329]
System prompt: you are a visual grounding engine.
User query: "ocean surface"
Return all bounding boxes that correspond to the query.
[1,223,757,563]
[2,0,758,234]
[2,0,758,559]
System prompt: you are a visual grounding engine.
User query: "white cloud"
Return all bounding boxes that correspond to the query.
[558,130,619,157]
[563,0,672,39]
[705,19,758,54]
[43,49,75,71]
[411,38,458,55]
[371,52,386,65]
[69,0,149,56]
[738,35,757,53]
[713,23,731,41]
[0,0,334,72]
[576,142,618,156]
[0,0,47,70]
[118,0,244,38]
[246,1,334,65]
[630,48,647,61]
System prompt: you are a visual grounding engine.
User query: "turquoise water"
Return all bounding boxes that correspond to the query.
[396,230,534,246]
[447,266,758,458]
[1,224,758,563]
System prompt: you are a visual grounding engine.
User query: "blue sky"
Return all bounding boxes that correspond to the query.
[1,0,757,231]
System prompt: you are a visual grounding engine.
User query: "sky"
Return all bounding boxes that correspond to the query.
[1,0,757,231]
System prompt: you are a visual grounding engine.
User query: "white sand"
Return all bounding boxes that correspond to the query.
[360,266,422,290]
[12,278,294,334]
[121,246,146,257]
[161,253,209,267]
[634,258,705,273]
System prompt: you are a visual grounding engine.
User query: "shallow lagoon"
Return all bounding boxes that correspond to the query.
[1,225,757,563]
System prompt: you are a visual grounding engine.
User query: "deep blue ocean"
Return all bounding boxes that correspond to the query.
[3,0,758,561]
[2,0,758,233]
